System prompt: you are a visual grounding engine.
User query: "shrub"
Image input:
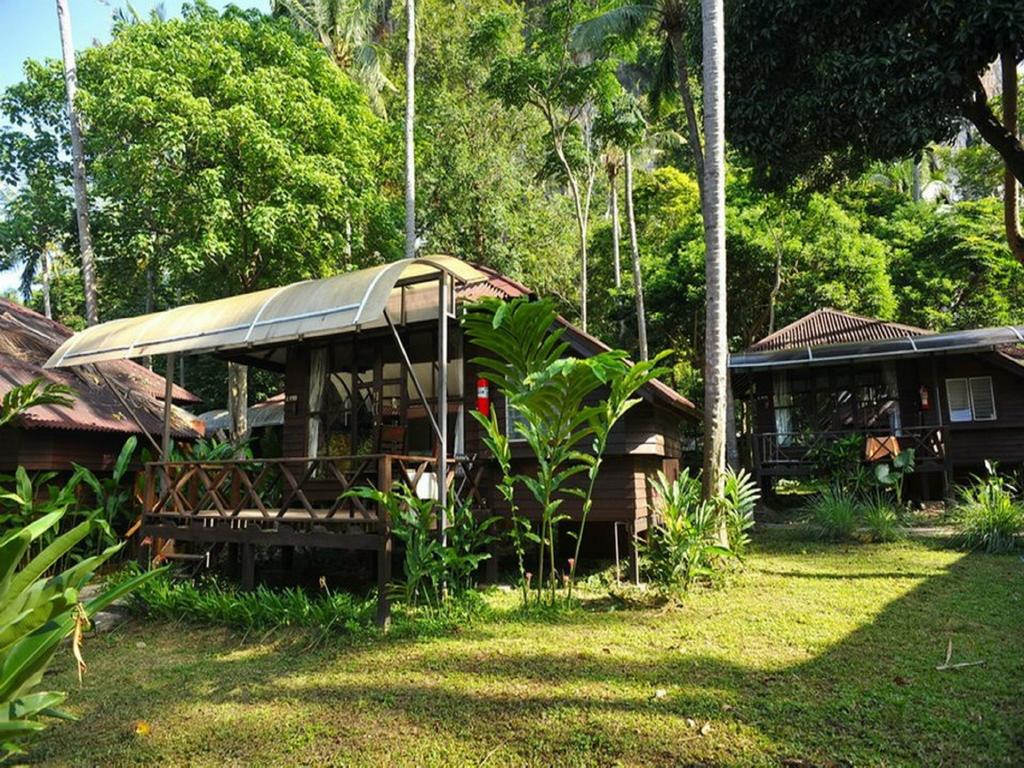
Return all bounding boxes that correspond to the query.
[344,484,498,610]
[119,567,376,635]
[721,467,760,557]
[804,486,861,541]
[954,473,1024,554]
[862,493,905,543]
[644,469,732,590]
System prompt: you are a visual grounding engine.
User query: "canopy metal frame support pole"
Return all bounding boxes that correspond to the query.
[437,272,449,543]
[90,364,162,456]
[383,309,443,444]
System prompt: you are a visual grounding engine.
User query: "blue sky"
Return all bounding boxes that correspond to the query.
[0,0,269,292]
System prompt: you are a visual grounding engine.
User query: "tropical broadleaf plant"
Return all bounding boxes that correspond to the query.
[464,296,667,606]
[0,510,163,758]
[0,381,74,429]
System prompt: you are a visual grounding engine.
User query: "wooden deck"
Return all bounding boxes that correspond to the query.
[140,453,484,625]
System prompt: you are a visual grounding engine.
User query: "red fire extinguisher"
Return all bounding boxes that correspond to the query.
[476,377,490,417]
[919,384,931,411]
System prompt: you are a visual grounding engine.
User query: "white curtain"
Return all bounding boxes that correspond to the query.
[307,348,328,458]
[773,370,793,445]
[882,363,902,435]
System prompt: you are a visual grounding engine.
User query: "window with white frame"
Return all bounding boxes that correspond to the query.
[506,400,528,442]
[946,377,996,422]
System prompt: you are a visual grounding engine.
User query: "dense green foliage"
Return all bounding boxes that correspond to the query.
[1,0,1022,411]
[724,0,1024,188]
[643,466,758,590]
[118,566,376,635]
[0,381,159,758]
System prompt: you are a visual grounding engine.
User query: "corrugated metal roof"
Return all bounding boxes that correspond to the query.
[200,393,285,432]
[0,300,202,438]
[748,308,929,352]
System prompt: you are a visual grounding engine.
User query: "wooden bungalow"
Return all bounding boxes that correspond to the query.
[45,257,697,621]
[731,308,1024,498]
[0,298,202,472]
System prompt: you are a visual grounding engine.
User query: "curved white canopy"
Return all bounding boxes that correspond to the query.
[46,256,485,368]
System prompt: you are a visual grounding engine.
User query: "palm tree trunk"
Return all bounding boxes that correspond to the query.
[624,150,648,361]
[404,0,416,259]
[1002,48,1024,262]
[56,0,99,326]
[700,0,728,516]
[669,29,706,208]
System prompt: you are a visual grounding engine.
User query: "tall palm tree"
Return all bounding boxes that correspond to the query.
[573,0,707,207]
[55,0,99,325]
[271,0,415,259]
[700,0,727,504]
[272,0,396,116]
[403,0,415,259]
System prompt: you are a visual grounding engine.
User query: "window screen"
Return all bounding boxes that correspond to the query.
[946,379,972,422]
[968,376,997,421]
[506,401,528,442]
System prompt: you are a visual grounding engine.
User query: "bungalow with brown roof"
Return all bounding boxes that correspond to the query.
[730,308,1024,498]
[0,298,203,472]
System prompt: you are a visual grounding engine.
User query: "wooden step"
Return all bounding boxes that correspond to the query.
[163,552,207,562]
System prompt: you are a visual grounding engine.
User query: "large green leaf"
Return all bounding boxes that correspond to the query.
[3,520,95,608]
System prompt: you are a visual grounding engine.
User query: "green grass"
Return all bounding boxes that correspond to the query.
[29,531,1024,767]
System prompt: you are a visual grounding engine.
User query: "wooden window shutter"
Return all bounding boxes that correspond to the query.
[969,377,996,421]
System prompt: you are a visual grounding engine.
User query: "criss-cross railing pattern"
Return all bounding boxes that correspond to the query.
[143,454,478,524]
[754,426,945,467]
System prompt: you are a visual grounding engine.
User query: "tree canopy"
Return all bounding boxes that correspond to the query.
[724,0,1024,188]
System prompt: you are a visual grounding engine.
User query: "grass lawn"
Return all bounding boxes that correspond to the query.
[29,531,1024,767]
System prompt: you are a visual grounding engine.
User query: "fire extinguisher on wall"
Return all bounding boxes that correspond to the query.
[919,384,931,411]
[476,377,490,417]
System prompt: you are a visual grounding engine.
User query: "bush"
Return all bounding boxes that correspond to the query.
[954,473,1024,554]
[721,467,760,557]
[345,484,498,610]
[804,486,861,541]
[862,493,905,543]
[118,567,376,635]
[644,469,732,590]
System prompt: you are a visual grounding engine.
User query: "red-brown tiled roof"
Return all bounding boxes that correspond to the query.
[0,300,202,438]
[748,308,930,352]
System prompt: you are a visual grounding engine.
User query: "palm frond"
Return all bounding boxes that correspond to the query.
[571,4,657,53]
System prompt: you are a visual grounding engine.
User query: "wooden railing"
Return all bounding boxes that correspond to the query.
[143,453,481,525]
[753,426,945,467]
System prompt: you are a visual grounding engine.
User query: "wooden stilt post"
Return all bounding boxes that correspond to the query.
[162,352,176,461]
[627,521,640,585]
[241,544,255,592]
